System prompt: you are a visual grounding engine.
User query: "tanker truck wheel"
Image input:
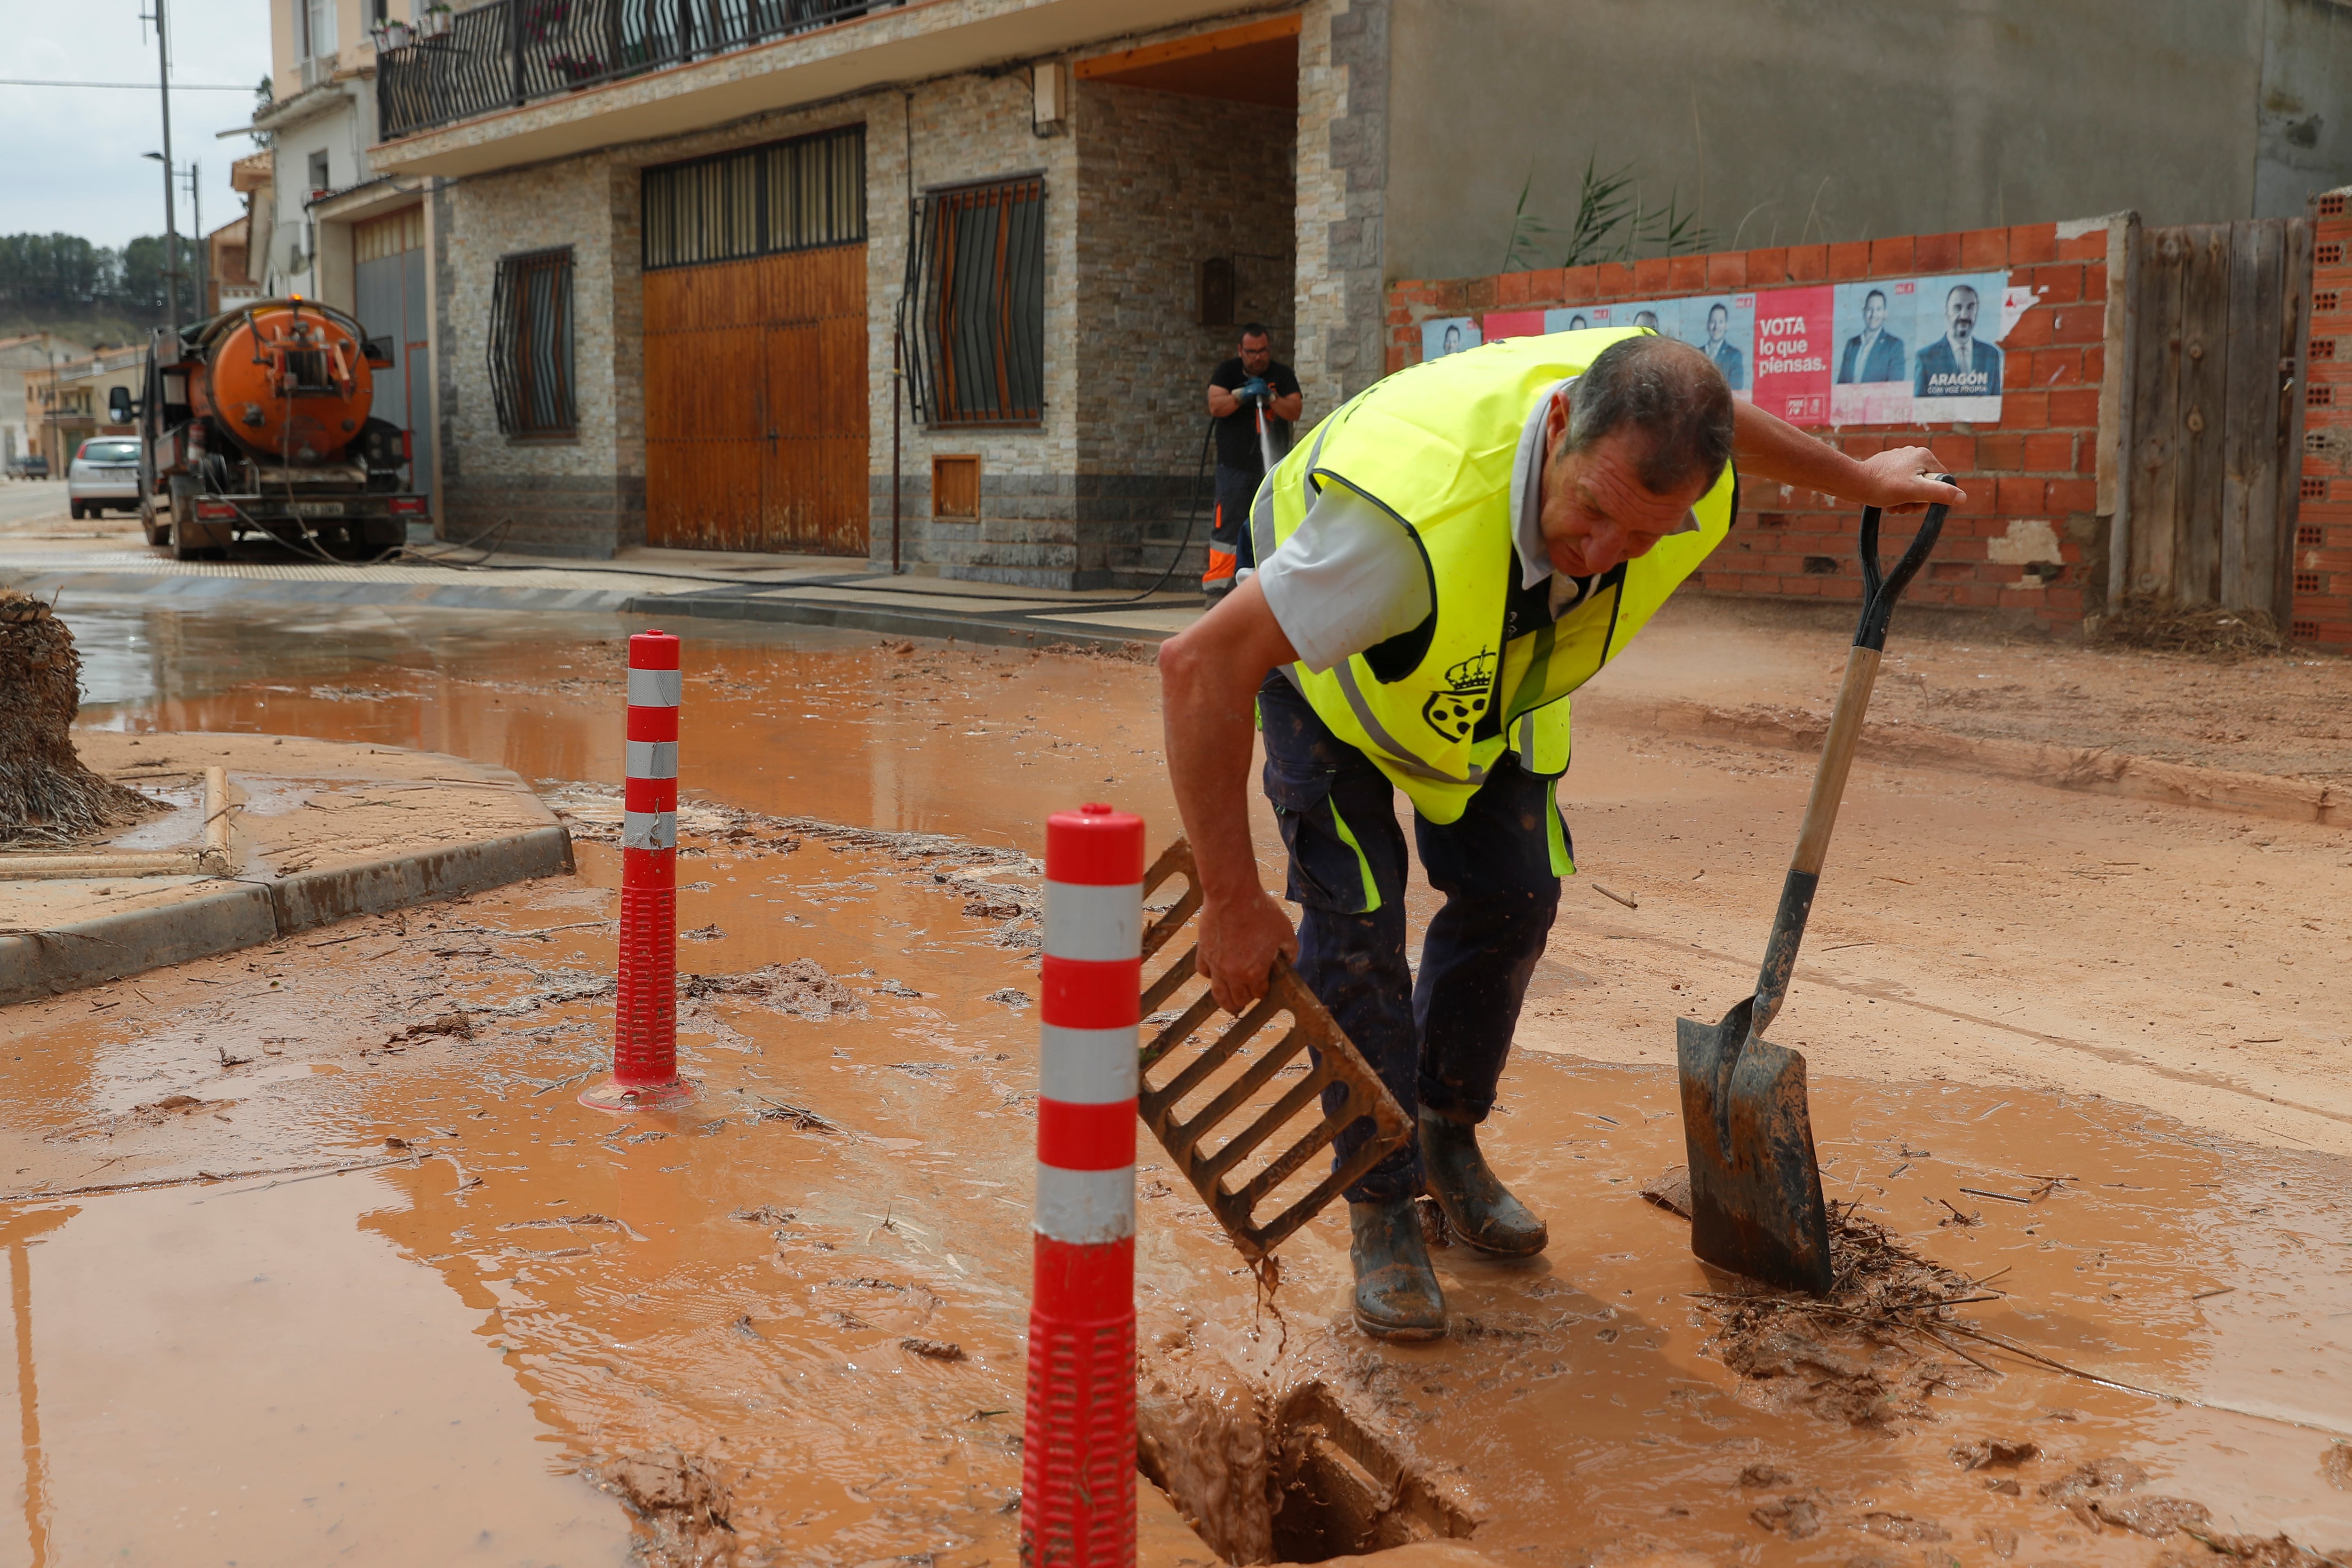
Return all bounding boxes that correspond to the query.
[165,477,229,562]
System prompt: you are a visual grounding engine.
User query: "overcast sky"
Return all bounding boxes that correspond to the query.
[0,0,273,249]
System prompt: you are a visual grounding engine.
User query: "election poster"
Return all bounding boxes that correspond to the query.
[1422,317,1481,360]
[1677,295,1754,397]
[1480,309,1547,343]
[1752,286,1834,425]
[1542,305,1613,332]
[1829,270,2018,424]
[1481,272,2032,425]
[1541,297,1753,397]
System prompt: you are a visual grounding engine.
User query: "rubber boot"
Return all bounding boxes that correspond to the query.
[1347,1196,1447,1341]
[1420,1110,1549,1258]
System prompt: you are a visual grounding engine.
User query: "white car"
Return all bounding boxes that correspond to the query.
[68,436,143,519]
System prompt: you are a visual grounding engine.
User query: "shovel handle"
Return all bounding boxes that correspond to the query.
[1749,483,1953,1036]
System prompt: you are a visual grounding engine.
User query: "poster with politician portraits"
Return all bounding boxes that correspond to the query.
[1421,317,1481,361]
[1489,272,2029,426]
[1827,270,2015,424]
[1675,295,1754,397]
[1539,298,1754,399]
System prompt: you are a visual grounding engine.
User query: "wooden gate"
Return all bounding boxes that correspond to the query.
[2114,219,2315,620]
[644,244,868,554]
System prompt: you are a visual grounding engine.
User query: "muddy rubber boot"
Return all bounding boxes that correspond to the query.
[1348,1196,1447,1341]
[1420,1110,1549,1258]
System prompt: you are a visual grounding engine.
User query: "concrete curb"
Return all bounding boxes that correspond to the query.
[7,569,647,614]
[270,824,578,935]
[0,883,281,1004]
[1599,695,2342,828]
[622,589,1173,653]
[1,751,580,1005]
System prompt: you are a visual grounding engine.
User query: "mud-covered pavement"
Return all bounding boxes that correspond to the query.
[4,601,2349,1565]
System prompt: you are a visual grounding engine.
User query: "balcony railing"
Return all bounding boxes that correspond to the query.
[377,0,903,141]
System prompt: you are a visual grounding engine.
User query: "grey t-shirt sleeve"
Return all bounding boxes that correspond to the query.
[1255,482,1434,674]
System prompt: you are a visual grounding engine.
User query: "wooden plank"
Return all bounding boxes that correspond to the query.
[2176,224,2233,604]
[2274,218,2316,629]
[2100,214,2142,612]
[2219,221,2279,613]
[2128,227,2188,601]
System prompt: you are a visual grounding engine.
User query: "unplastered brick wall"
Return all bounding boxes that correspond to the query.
[1387,222,2114,631]
[2293,188,2352,649]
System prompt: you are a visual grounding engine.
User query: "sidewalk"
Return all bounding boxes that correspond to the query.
[0,530,1203,651]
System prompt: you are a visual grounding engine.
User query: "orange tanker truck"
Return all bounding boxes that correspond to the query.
[111,297,427,560]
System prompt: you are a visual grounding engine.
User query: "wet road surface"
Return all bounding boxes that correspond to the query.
[0,599,2345,1565]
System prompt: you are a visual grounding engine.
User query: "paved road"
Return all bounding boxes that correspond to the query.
[0,478,145,551]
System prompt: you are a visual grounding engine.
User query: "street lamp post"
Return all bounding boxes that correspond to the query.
[143,0,183,333]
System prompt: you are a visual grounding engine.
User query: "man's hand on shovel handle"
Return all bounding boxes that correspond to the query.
[1851,447,1967,514]
[1158,577,1304,1014]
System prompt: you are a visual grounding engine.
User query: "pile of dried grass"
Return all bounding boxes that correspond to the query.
[2096,600,2287,659]
[0,590,160,849]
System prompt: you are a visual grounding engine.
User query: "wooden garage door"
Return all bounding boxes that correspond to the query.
[645,244,867,554]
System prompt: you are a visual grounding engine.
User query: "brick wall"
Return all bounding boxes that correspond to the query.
[2293,188,2352,649]
[1387,221,2118,631]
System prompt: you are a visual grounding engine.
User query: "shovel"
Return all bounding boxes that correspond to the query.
[1677,487,1952,1295]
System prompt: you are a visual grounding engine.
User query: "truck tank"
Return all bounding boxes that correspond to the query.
[189,298,376,466]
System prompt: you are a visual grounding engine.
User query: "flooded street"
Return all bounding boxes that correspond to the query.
[3,599,2348,1565]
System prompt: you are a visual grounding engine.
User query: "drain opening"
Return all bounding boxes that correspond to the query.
[1140,1372,1474,1565]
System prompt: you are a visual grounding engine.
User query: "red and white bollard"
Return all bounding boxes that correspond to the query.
[1023,802,1142,1568]
[583,628,694,1113]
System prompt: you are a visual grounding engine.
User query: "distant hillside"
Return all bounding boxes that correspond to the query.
[0,232,201,354]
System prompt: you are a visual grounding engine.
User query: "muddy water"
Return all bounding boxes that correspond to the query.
[0,602,2342,1563]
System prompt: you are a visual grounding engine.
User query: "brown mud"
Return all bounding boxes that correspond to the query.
[0,603,2344,1564]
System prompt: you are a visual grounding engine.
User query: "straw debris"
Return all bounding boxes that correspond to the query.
[1651,1168,1997,1432]
[2095,600,2287,659]
[0,590,162,848]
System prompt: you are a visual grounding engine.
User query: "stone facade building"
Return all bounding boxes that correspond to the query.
[359,0,2351,584]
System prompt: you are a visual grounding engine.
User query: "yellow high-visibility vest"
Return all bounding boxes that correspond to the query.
[1255,328,1737,824]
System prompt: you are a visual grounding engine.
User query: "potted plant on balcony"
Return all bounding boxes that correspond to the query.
[372,17,413,49]
[419,3,453,39]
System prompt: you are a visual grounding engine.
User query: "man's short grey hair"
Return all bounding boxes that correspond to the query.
[1560,335,1735,496]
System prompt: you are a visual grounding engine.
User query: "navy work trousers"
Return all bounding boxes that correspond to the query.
[1256,672,1566,1204]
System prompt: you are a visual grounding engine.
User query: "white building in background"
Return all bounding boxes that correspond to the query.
[231,0,435,505]
[0,334,91,469]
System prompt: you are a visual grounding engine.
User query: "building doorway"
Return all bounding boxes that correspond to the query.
[642,126,869,555]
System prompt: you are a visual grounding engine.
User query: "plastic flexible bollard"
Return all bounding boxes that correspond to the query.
[582,628,694,1113]
[1023,802,1142,1568]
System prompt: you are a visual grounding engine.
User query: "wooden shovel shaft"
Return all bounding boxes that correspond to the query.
[1751,642,1882,1036]
[1791,645,1882,877]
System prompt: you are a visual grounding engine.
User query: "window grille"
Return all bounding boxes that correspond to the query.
[488,246,576,436]
[642,125,865,270]
[900,175,1045,427]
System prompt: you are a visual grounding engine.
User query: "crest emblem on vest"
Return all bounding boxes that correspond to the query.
[1421,648,1496,743]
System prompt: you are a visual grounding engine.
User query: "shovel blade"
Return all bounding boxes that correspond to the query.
[1677,1011,1834,1295]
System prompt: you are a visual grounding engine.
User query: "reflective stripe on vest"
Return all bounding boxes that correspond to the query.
[1267,327,1736,823]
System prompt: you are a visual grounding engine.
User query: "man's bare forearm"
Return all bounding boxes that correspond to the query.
[1732,399,1868,495]
[1158,589,1287,899]
[1156,581,1306,1010]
